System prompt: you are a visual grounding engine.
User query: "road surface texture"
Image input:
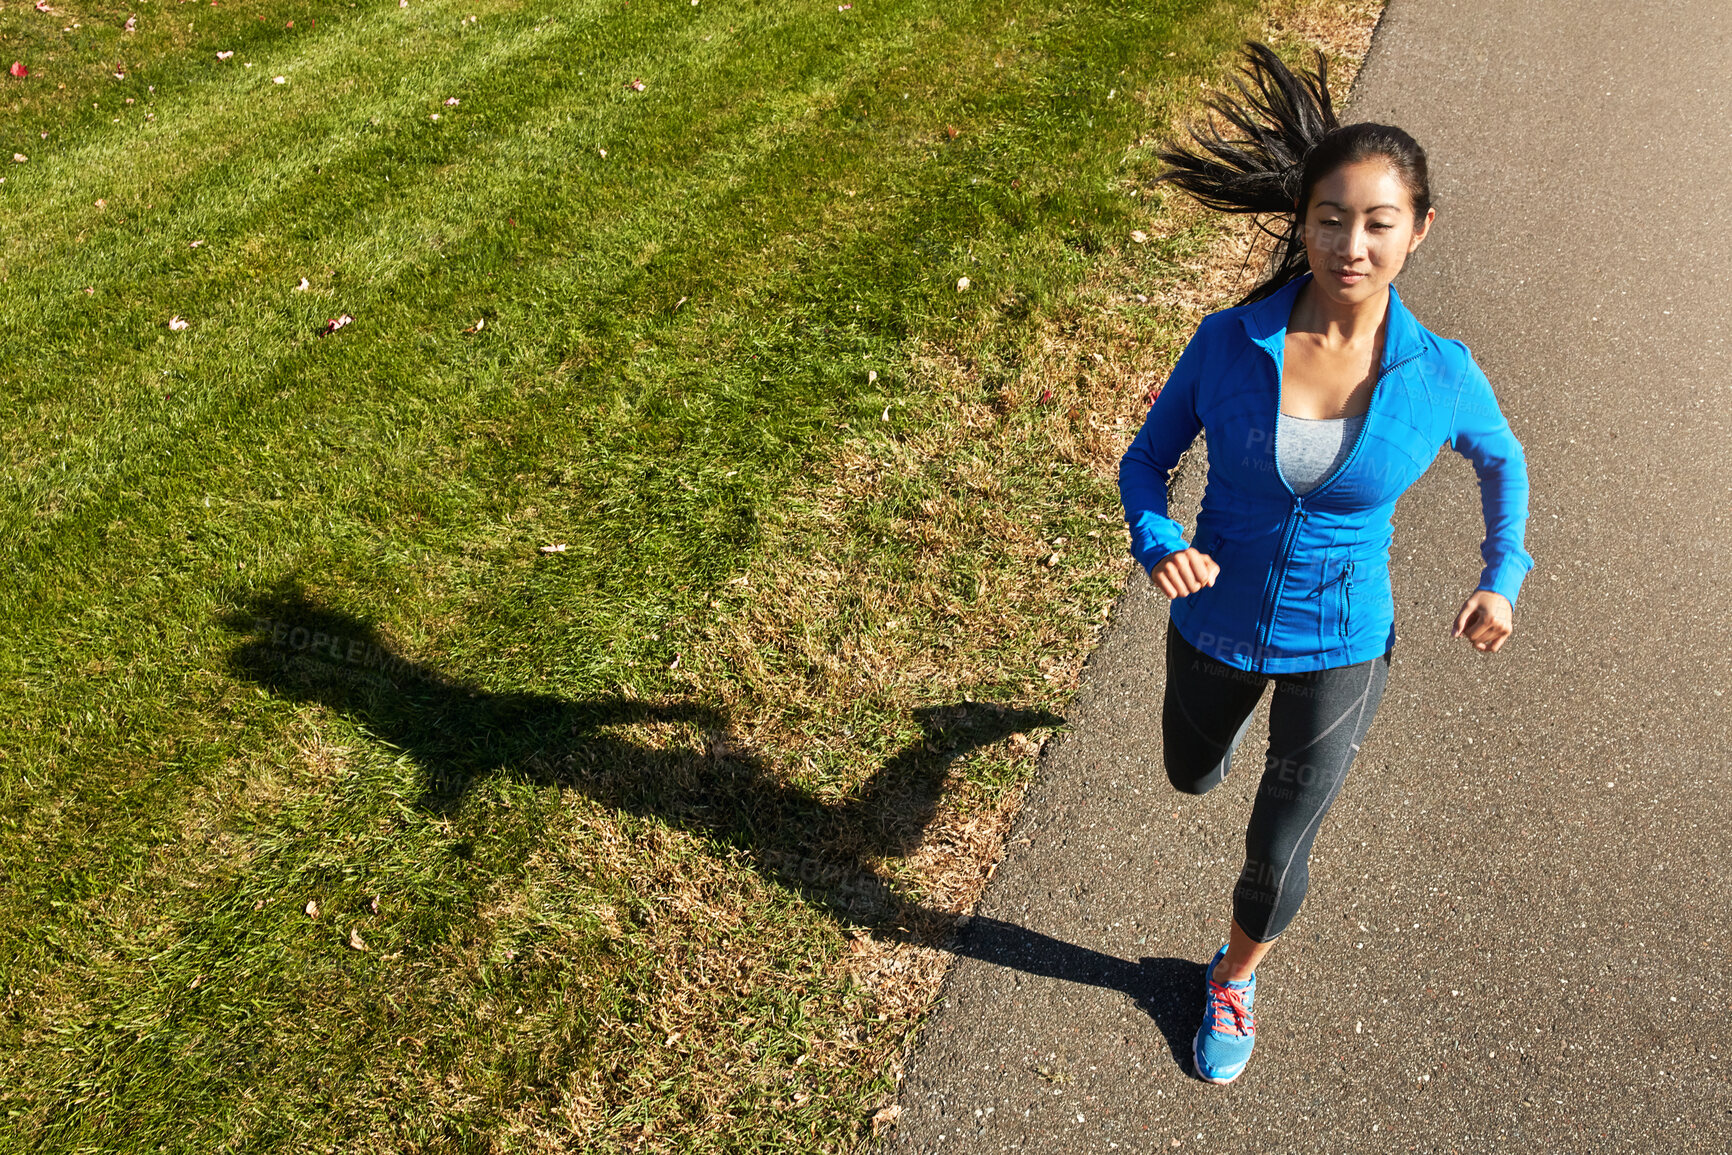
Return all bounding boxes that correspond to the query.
[879,1,1731,1151]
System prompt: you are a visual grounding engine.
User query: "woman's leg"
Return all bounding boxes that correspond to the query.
[1215,647,1392,978]
[1161,618,1268,795]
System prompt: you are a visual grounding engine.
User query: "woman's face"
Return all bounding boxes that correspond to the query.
[1298,158,1435,306]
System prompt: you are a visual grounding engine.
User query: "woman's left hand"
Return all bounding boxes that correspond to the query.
[1450,590,1513,653]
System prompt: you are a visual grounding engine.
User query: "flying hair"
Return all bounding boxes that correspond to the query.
[1154,41,1433,306]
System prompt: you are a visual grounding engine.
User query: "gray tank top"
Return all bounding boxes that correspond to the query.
[1277,412,1365,495]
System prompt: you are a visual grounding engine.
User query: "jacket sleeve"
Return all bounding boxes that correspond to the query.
[1447,342,1535,604]
[1119,317,1210,575]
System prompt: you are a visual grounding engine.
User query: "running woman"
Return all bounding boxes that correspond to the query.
[1118,43,1534,1085]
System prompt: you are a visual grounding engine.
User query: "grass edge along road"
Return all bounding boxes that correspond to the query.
[0,0,1381,1150]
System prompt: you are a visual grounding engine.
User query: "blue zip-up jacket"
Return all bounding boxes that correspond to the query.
[1119,271,1534,673]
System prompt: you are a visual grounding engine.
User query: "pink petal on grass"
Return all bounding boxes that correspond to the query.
[216,50,233,59]
[444,96,459,105]
[168,315,188,330]
[124,14,137,32]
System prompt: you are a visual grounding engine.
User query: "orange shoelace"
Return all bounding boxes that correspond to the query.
[1205,978,1255,1036]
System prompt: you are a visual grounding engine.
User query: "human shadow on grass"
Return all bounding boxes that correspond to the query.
[221,582,1205,1054]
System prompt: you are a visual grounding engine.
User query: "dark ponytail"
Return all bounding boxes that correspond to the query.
[1154,41,1433,306]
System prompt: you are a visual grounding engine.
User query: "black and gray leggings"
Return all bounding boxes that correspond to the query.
[1162,618,1391,943]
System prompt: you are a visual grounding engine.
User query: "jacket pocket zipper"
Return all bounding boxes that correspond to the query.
[1305,562,1356,637]
[1339,562,1354,639]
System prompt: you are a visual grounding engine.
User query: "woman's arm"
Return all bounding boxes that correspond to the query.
[1446,343,1535,648]
[1119,318,1214,578]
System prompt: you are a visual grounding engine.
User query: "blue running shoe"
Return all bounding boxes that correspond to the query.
[1192,943,1256,1084]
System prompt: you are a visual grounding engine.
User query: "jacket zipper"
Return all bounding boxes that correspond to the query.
[1252,348,1422,670]
[1253,503,1307,669]
[1341,562,1354,638]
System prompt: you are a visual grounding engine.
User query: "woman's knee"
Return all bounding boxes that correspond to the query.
[1166,750,1227,795]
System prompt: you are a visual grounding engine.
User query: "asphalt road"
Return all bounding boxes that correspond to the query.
[877,1,1732,1150]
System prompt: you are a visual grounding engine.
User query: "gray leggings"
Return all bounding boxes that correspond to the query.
[1162,618,1391,943]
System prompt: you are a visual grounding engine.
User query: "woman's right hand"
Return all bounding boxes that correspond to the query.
[1147,547,1220,599]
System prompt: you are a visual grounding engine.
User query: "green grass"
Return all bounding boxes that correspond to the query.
[0,0,1369,1149]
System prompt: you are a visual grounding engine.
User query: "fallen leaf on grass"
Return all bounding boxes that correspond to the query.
[9,62,26,79]
[1037,387,1054,405]
[318,313,354,337]
[167,315,188,330]
[871,1105,901,1135]
[93,198,105,208]
[956,276,970,290]
[124,14,136,32]
[347,927,367,951]
[538,543,567,553]
[189,238,204,247]
[461,317,484,333]
[272,75,286,84]
[304,899,319,918]
[444,96,459,106]
[293,277,309,291]
[944,124,959,139]
[368,895,380,915]
[11,153,25,163]
[1130,229,1149,244]
[188,975,203,989]
[626,78,645,91]
[216,50,233,59]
